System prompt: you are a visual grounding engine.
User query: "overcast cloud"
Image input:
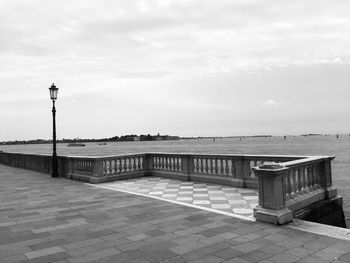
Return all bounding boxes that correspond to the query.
[0,0,350,140]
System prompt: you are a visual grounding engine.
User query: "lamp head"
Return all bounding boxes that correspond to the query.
[49,83,58,100]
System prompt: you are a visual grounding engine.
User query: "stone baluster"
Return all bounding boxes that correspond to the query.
[132,158,136,171]
[127,157,131,171]
[209,159,213,173]
[137,157,141,170]
[220,159,224,174]
[285,170,291,201]
[231,158,236,178]
[307,165,313,189]
[225,159,229,175]
[297,167,303,194]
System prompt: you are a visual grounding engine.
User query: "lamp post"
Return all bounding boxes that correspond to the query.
[49,83,59,177]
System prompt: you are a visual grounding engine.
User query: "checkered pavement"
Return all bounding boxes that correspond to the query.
[99,177,258,219]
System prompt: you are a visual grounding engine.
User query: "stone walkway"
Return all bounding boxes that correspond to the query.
[97,177,258,220]
[1,164,350,263]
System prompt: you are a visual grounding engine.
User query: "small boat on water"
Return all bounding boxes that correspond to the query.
[98,142,107,145]
[67,142,85,147]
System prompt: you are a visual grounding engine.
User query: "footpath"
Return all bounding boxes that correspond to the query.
[0,164,350,263]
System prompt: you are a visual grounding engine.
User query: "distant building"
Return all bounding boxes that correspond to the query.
[139,133,179,141]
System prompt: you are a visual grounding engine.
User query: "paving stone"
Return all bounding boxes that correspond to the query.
[24,246,66,259]
[214,247,243,260]
[66,245,101,257]
[296,255,332,263]
[29,239,67,251]
[198,235,226,245]
[338,251,350,262]
[221,257,251,263]
[126,233,149,241]
[170,240,208,254]
[182,242,232,260]
[143,249,179,262]
[140,241,177,253]
[232,242,263,253]
[238,249,275,263]
[264,233,289,242]
[115,240,148,252]
[313,247,347,261]
[252,242,284,253]
[218,232,240,240]
[284,246,314,258]
[0,165,350,263]
[0,254,27,263]
[276,237,305,249]
[68,247,121,263]
[188,255,225,263]
[63,238,104,250]
[268,253,301,263]
[328,241,350,253]
[26,252,70,263]
[232,233,262,243]
[97,250,147,263]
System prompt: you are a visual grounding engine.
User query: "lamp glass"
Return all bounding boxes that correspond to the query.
[49,84,58,100]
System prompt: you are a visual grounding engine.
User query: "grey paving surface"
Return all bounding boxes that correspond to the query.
[1,164,350,263]
[98,177,258,219]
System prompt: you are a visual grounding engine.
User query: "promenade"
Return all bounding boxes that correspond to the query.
[1,164,350,263]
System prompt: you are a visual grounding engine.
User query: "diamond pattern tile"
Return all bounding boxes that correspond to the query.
[100,177,258,219]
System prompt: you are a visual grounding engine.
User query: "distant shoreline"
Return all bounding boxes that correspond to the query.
[1,133,348,146]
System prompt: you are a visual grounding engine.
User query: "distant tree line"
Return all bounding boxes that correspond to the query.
[0,134,180,145]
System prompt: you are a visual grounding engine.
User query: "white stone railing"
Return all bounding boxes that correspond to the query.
[146,153,302,188]
[0,151,303,186]
[65,154,147,183]
[252,156,336,225]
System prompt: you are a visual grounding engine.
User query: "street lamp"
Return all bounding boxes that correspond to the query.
[49,83,59,177]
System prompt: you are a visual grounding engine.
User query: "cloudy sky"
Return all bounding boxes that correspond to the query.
[1,0,350,140]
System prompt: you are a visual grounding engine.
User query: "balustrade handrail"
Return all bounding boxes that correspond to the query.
[281,156,334,168]
[65,153,147,159]
[0,151,308,160]
[146,152,306,159]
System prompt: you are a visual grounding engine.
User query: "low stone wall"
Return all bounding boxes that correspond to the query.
[0,152,48,172]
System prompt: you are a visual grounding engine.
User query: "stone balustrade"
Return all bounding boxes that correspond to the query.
[0,151,340,225]
[66,154,147,183]
[0,151,303,186]
[147,153,302,188]
[252,156,338,225]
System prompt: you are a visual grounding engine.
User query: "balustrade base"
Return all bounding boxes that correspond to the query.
[254,206,293,225]
[324,186,337,199]
[190,174,245,188]
[151,171,189,181]
[71,171,147,184]
[287,188,327,213]
[148,171,258,189]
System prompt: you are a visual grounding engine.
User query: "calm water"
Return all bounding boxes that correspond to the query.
[1,135,349,226]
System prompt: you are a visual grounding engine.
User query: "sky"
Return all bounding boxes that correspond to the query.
[1,0,350,141]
